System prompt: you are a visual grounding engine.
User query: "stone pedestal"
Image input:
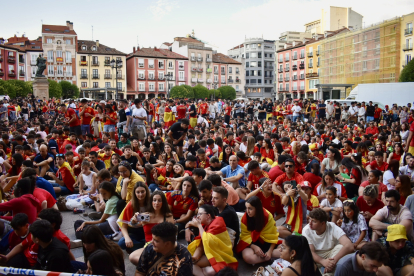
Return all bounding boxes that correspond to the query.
[33,77,49,100]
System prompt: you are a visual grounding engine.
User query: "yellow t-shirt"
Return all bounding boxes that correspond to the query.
[116,171,145,203]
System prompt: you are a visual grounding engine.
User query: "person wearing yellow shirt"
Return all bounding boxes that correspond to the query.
[98,145,113,169]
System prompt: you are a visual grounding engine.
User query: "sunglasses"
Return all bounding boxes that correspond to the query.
[285,164,294,168]
[56,154,65,158]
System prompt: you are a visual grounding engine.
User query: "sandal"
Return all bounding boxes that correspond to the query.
[252,266,264,276]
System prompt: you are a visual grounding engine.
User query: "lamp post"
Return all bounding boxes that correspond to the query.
[213,83,218,101]
[110,59,123,100]
[165,72,173,99]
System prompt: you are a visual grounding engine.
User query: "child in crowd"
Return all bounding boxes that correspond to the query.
[320,186,343,222]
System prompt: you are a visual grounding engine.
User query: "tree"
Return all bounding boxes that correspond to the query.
[60,81,80,99]
[48,80,62,98]
[170,85,190,98]
[181,85,195,98]
[399,58,414,82]
[208,89,221,100]
[0,80,15,98]
[9,80,32,98]
[218,85,236,100]
[193,84,209,99]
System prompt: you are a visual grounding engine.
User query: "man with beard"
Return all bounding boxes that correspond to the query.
[370,190,413,242]
[399,154,414,182]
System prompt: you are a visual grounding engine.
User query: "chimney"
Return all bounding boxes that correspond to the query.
[137,46,140,51]
[66,21,73,30]
[96,40,99,47]
[154,46,157,50]
[133,47,136,53]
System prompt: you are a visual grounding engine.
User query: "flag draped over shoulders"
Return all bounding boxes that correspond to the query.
[164,106,173,128]
[285,196,304,234]
[117,201,134,228]
[188,217,238,272]
[236,208,279,253]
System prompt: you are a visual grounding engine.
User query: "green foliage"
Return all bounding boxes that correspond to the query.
[399,59,414,82]
[218,85,236,100]
[60,81,80,99]
[0,80,32,99]
[181,85,195,98]
[48,80,62,98]
[193,84,209,99]
[208,89,221,99]
[170,85,189,98]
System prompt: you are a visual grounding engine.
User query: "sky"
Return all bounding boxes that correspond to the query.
[2,0,414,55]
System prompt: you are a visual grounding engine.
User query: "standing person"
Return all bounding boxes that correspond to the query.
[404,119,414,155]
[79,99,94,138]
[167,118,189,158]
[224,101,232,125]
[117,99,131,135]
[326,101,334,121]
[366,101,376,123]
[131,99,147,141]
[318,100,326,120]
[176,100,187,123]
[103,104,117,140]
[291,101,302,123]
[60,104,82,139]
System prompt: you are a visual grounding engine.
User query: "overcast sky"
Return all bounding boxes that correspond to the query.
[2,0,413,55]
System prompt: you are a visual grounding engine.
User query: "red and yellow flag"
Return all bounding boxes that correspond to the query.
[188,217,238,272]
[236,208,279,253]
[117,201,134,228]
[285,196,304,234]
[164,106,173,128]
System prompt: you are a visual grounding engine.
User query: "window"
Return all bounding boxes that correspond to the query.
[158,72,164,80]
[158,61,164,68]
[93,69,98,77]
[92,46,96,51]
[269,54,272,58]
[258,61,262,67]
[138,59,144,68]
[92,56,98,65]
[56,51,62,58]
[80,55,87,62]
[363,61,367,70]
[82,46,86,50]
[105,69,110,77]
[246,71,249,77]
[56,65,63,75]
[214,75,218,82]
[179,71,185,81]
[48,65,54,75]
[81,82,87,88]
[258,52,262,58]
[47,51,53,61]
[246,62,249,67]
[300,49,305,58]
[293,52,297,59]
[31,54,37,64]
[258,70,262,76]
[148,60,154,68]
[81,69,87,76]
[117,82,122,90]
[159,83,164,91]
[246,53,249,59]
[47,38,52,44]
[139,83,145,91]
[104,57,110,65]
[105,82,111,88]
[286,83,289,90]
[229,67,232,73]
[149,83,155,91]
[148,72,154,80]
[168,61,173,68]
[65,51,71,61]
[93,82,98,88]
[65,39,71,45]
[236,68,239,74]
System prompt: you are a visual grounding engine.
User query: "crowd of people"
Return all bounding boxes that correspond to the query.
[0,93,413,276]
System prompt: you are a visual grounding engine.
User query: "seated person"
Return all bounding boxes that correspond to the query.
[236,196,281,265]
[302,208,353,275]
[188,205,238,276]
[369,190,413,242]
[377,224,414,276]
[47,153,76,196]
[320,186,343,223]
[356,184,384,224]
[78,160,97,195]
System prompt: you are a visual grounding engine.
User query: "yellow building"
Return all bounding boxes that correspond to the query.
[76,40,127,100]
[305,37,322,98]
[400,12,414,70]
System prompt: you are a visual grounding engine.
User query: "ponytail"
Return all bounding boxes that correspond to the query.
[284,235,317,276]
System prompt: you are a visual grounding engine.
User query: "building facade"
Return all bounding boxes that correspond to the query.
[212,53,244,97]
[126,47,188,100]
[228,38,275,99]
[42,21,77,85]
[76,40,126,100]
[0,44,20,81]
[401,12,413,69]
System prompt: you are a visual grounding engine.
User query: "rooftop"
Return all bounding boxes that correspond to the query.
[127,47,188,60]
[213,53,241,64]
[174,36,204,44]
[42,23,77,35]
[77,40,126,55]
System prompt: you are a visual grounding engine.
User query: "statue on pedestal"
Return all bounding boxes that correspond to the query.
[35,54,46,77]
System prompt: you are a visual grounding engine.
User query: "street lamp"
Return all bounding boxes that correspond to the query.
[213,83,218,101]
[111,59,123,100]
[165,72,173,99]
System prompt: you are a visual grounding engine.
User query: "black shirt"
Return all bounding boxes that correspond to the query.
[121,155,139,169]
[35,237,72,273]
[266,103,274,113]
[209,162,227,171]
[118,108,127,123]
[217,204,240,247]
[170,122,188,140]
[142,156,157,166]
[258,105,266,119]
[179,160,195,172]
[247,105,254,115]
[366,105,375,117]
[187,142,200,156]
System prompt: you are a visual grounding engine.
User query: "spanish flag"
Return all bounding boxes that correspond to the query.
[164,106,173,128]
[285,196,304,234]
[236,208,280,253]
[188,217,238,272]
[117,201,134,228]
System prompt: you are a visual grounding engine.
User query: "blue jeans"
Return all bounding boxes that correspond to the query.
[81,124,91,135]
[292,115,300,122]
[148,183,159,192]
[103,124,116,132]
[52,182,71,195]
[118,233,146,252]
[366,116,374,122]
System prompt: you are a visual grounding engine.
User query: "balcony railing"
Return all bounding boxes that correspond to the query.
[285,57,289,61]
[19,59,25,64]
[308,63,313,68]
[306,72,319,78]
[206,58,212,63]
[206,68,212,73]
[405,28,413,35]
[307,52,313,57]
[293,55,297,60]
[207,79,212,83]
[285,67,290,72]
[292,76,297,81]
[221,71,225,75]
[265,75,273,78]
[292,65,297,71]
[285,77,290,81]
[179,65,185,70]
[158,77,165,81]
[214,79,218,83]
[197,57,203,62]
[80,74,88,79]
[197,78,204,83]
[64,72,72,77]
[403,43,413,51]
[221,80,226,84]
[236,71,240,74]
[278,78,283,82]
[116,74,124,79]
[92,74,100,79]
[148,76,155,80]
[214,71,218,74]
[191,57,196,61]
[299,64,305,69]
[316,50,320,55]
[235,79,240,83]
[292,87,297,91]
[264,66,274,69]
[228,79,234,83]
[8,57,16,63]
[299,75,305,80]
[91,61,100,66]
[104,61,111,66]
[278,68,283,73]
[19,70,25,76]
[191,78,197,83]
[80,61,88,66]
[300,54,305,59]
[0,70,3,76]
[8,71,16,77]
[191,67,197,72]
[105,74,112,79]
[278,59,283,63]
[197,68,203,72]
[149,64,154,68]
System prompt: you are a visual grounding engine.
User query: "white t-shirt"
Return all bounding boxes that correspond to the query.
[132,107,147,125]
[239,143,247,153]
[320,198,343,208]
[291,105,302,116]
[383,170,395,190]
[302,222,346,253]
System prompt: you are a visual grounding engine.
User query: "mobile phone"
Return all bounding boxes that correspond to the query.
[291,180,297,189]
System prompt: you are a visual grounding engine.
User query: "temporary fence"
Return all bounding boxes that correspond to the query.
[0,267,99,276]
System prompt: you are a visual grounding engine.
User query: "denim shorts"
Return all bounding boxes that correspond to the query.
[81,124,91,135]
[103,124,116,132]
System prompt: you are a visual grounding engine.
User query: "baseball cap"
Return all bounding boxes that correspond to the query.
[99,100,106,104]
[309,143,318,151]
[298,181,312,189]
[386,224,407,241]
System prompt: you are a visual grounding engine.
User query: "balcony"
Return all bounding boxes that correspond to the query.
[292,76,297,81]
[278,59,283,63]
[179,65,185,70]
[235,79,240,83]
[284,67,290,72]
[292,65,297,71]
[221,80,226,84]
[117,88,125,92]
[206,58,212,63]
[405,28,413,35]
[64,72,72,77]
[299,75,305,80]
[293,55,297,60]
[80,61,88,66]
[285,77,290,81]
[207,79,212,83]
[105,74,112,79]
[236,70,240,74]
[197,57,203,62]
[80,74,88,79]
[403,43,413,51]
[116,74,124,79]
[92,74,100,79]
[19,70,25,76]
[221,71,225,75]
[191,78,197,83]
[299,86,305,91]
[214,79,218,83]
[316,50,320,56]
[19,58,25,64]
[206,68,212,73]
[285,57,289,62]
[278,68,283,73]
[300,54,305,59]
[306,72,319,78]
[0,70,3,76]
[198,78,204,83]
[158,77,165,81]
[197,68,203,73]
[8,71,16,77]
[148,64,154,68]
[264,66,274,69]
[228,79,234,83]
[0,56,2,62]
[307,52,313,57]
[191,67,197,72]
[292,87,297,91]
[191,56,196,61]
[104,61,111,66]
[265,75,273,78]
[308,63,313,68]
[299,64,305,69]
[8,57,16,63]
[91,61,100,66]
[278,78,283,82]
[214,71,219,74]
[148,76,155,80]
[56,71,64,77]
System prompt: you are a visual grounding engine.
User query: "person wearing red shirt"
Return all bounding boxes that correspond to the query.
[365,122,379,137]
[341,140,356,158]
[60,133,78,154]
[367,151,389,172]
[33,188,57,210]
[224,103,232,125]
[223,132,236,147]
[373,104,382,121]
[79,99,95,137]
[272,159,303,194]
[103,104,117,140]
[268,155,288,182]
[302,163,322,190]
[60,104,82,138]
[293,153,307,175]
[199,100,209,117]
[405,121,414,155]
[246,161,270,191]
[356,186,384,224]
[46,154,76,196]
[176,100,187,121]
[260,139,275,162]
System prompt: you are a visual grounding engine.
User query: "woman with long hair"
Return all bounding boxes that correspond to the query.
[144,134,155,149]
[246,136,256,157]
[358,170,387,202]
[338,155,368,199]
[382,159,399,190]
[0,153,24,191]
[400,123,409,144]
[313,171,347,202]
[320,148,342,174]
[167,176,199,235]
[81,226,125,275]
[161,143,179,164]
[395,175,413,205]
[149,142,161,160]
[117,182,150,253]
[86,250,119,276]
[260,138,275,163]
[219,145,235,165]
[387,142,403,163]
[110,153,121,171]
[279,235,319,276]
[236,196,280,264]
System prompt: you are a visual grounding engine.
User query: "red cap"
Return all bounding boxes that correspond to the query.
[299,181,312,188]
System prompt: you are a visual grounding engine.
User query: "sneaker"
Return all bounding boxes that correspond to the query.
[105,231,123,241]
[88,212,102,220]
[70,239,82,248]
